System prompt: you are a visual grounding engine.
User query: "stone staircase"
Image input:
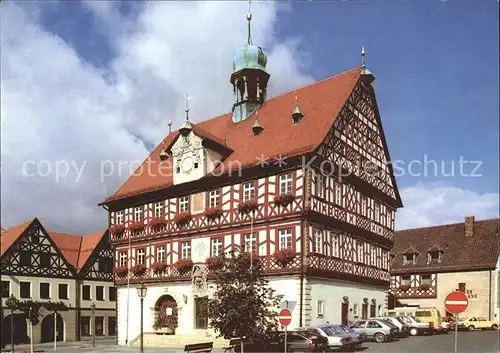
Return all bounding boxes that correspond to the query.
[129,330,230,348]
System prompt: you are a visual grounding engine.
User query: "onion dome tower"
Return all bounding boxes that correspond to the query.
[230,4,270,123]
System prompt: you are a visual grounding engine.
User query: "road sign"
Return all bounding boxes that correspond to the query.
[279,308,292,327]
[445,291,469,314]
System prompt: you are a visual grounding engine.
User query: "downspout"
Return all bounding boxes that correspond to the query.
[299,159,311,328]
[489,270,492,320]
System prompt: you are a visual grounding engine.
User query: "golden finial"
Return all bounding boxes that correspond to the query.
[168,119,172,134]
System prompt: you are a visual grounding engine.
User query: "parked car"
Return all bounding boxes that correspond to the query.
[371,316,410,337]
[297,326,352,350]
[333,324,367,347]
[396,315,433,336]
[457,316,500,331]
[386,307,445,334]
[230,330,329,352]
[350,319,398,343]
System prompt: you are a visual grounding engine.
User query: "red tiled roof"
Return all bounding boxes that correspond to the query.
[391,218,500,274]
[103,67,363,203]
[0,219,33,257]
[0,219,106,273]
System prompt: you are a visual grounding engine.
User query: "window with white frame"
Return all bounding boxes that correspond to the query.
[181,242,191,259]
[119,251,127,268]
[374,202,380,222]
[331,232,339,257]
[136,249,145,265]
[154,202,163,219]
[209,189,221,208]
[279,229,292,250]
[360,195,367,216]
[115,211,124,225]
[315,173,325,198]
[364,244,371,265]
[243,181,256,201]
[371,246,376,266]
[134,207,143,222]
[279,173,293,194]
[334,182,342,205]
[352,238,358,262]
[313,230,323,254]
[353,304,359,316]
[211,238,223,256]
[179,196,189,213]
[156,246,165,263]
[244,234,257,253]
[357,243,364,263]
[317,300,324,317]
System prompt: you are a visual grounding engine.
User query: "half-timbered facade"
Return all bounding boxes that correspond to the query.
[389,216,500,320]
[0,218,116,345]
[99,13,402,347]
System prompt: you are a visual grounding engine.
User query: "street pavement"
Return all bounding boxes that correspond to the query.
[3,330,499,353]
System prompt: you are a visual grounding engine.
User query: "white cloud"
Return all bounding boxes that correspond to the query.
[0,2,314,233]
[396,182,500,230]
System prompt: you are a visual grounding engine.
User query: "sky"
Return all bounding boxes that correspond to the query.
[1,0,499,234]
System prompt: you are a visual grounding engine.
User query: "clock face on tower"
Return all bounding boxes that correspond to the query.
[182,156,194,173]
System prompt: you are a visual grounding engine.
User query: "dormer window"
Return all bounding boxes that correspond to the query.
[403,253,418,266]
[427,251,443,264]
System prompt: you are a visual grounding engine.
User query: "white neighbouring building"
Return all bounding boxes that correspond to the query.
[99,11,403,347]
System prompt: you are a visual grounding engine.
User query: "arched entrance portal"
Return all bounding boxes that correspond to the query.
[41,313,64,343]
[1,314,29,345]
[155,295,178,334]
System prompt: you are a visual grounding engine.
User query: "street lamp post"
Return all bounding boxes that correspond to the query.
[6,295,19,353]
[136,283,148,353]
[91,303,96,348]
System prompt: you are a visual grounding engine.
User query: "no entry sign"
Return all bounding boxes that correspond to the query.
[445,291,469,315]
[279,308,292,327]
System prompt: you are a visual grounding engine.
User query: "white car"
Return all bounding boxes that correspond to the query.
[297,325,352,349]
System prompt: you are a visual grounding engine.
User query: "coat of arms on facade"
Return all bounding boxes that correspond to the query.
[191,264,208,296]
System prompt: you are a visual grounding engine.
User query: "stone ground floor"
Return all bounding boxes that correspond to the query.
[3,330,499,353]
[116,275,388,346]
[0,309,116,345]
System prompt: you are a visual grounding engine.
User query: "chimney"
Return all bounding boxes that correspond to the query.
[465,216,475,237]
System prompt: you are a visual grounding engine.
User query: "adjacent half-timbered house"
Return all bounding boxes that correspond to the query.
[0,218,116,345]
[99,13,402,347]
[389,216,500,320]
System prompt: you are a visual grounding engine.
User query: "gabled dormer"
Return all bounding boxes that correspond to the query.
[402,246,419,266]
[426,244,444,265]
[168,122,232,186]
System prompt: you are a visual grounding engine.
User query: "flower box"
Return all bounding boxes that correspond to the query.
[273,249,296,267]
[113,267,128,277]
[151,262,168,274]
[131,264,147,276]
[206,256,225,271]
[205,207,223,221]
[273,193,295,207]
[419,284,431,290]
[174,258,193,275]
[110,224,125,234]
[238,199,259,214]
[148,217,167,228]
[174,212,192,227]
[129,222,145,231]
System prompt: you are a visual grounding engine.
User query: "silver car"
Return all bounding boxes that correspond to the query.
[297,326,352,349]
[350,319,398,343]
[371,316,410,337]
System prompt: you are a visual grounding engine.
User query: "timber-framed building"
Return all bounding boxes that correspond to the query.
[0,218,116,345]
[99,11,402,347]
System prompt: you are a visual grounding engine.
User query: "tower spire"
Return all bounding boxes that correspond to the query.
[247,0,253,45]
[361,46,366,70]
[184,93,190,121]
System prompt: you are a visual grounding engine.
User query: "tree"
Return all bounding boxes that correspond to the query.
[208,251,282,350]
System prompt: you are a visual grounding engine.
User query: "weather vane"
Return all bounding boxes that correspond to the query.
[184,93,192,121]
